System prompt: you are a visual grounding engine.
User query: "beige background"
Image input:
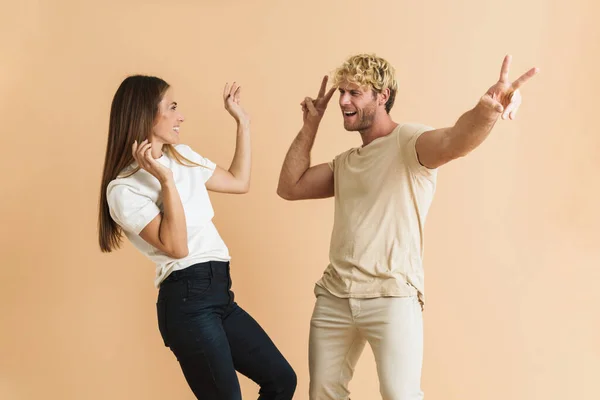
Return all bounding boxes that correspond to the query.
[1,0,599,399]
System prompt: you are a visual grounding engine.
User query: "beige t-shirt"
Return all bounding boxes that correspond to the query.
[316,123,437,303]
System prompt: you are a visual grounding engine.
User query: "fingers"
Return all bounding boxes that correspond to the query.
[132,139,146,163]
[511,67,539,91]
[301,75,336,119]
[317,75,337,104]
[223,83,230,100]
[502,102,518,120]
[233,85,241,103]
[502,90,521,120]
[481,94,504,114]
[133,139,151,167]
[139,142,152,168]
[144,145,158,166]
[224,82,242,104]
[229,82,240,99]
[300,98,310,116]
[318,75,328,98]
[305,97,318,116]
[499,55,539,90]
[324,86,336,103]
[499,54,512,83]
[131,140,171,181]
[139,140,152,156]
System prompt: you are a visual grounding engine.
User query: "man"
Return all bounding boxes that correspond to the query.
[277,53,538,400]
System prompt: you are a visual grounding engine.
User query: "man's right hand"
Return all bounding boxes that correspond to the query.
[301,75,337,128]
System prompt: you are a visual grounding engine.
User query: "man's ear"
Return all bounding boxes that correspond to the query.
[379,87,390,106]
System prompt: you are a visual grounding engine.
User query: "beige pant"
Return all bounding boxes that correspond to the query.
[309,285,424,400]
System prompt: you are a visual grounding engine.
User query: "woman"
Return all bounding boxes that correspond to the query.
[98,75,296,400]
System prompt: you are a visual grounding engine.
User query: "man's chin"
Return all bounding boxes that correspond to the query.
[343,123,360,132]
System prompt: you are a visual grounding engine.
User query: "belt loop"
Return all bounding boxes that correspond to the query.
[209,261,214,278]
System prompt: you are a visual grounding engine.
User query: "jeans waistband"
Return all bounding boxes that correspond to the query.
[162,260,230,284]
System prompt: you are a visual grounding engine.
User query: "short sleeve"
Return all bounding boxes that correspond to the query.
[175,144,217,183]
[397,123,437,176]
[106,183,161,235]
[328,158,335,171]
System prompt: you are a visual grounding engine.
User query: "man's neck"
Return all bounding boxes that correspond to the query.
[359,116,398,147]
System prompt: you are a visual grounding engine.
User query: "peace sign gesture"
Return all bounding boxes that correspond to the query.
[482,55,539,120]
[301,75,337,126]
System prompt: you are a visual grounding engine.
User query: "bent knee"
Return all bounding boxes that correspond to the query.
[264,362,297,399]
[309,378,351,400]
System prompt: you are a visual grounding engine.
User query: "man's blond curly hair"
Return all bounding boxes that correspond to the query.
[332,53,398,113]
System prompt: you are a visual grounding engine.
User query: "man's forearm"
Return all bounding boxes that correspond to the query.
[446,100,502,158]
[278,123,319,192]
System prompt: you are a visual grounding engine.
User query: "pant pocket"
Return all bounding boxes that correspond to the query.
[186,275,213,299]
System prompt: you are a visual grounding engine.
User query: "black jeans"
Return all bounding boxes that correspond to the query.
[157,261,296,399]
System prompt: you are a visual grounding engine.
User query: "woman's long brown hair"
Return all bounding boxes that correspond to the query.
[98,75,200,253]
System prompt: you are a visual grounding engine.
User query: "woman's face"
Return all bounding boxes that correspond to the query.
[151,88,185,146]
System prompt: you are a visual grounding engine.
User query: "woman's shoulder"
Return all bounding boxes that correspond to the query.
[106,165,153,198]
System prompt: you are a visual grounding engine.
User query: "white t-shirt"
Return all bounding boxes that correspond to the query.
[106,144,230,287]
